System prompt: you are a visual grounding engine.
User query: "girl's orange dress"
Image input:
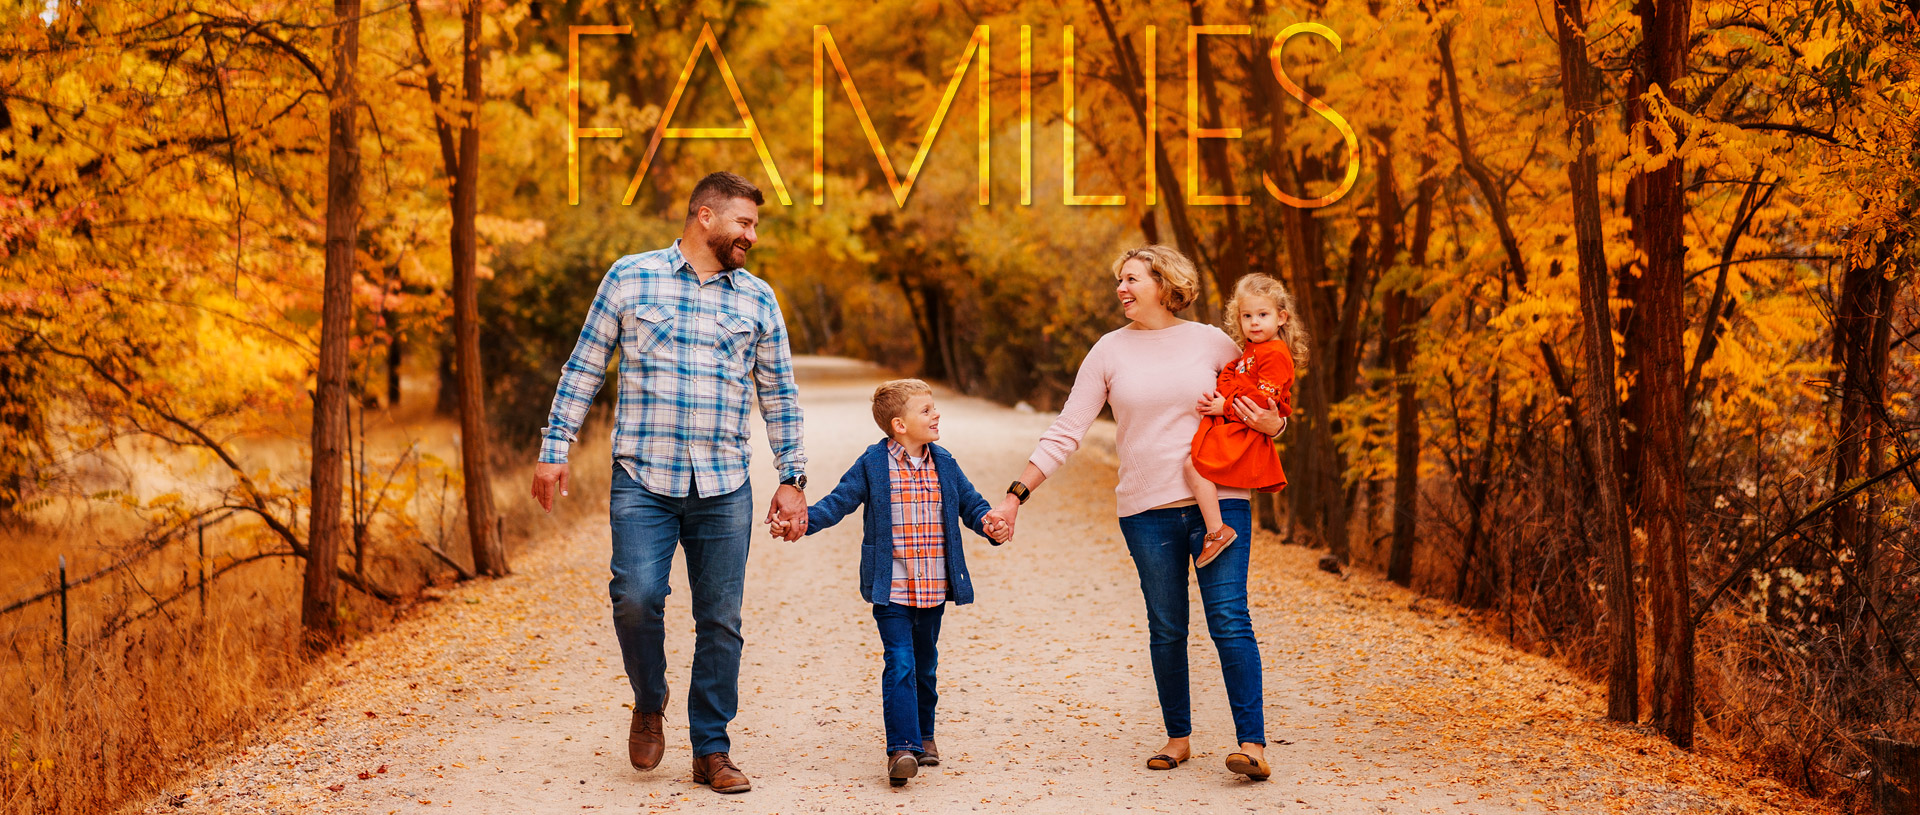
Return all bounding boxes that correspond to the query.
[1191,340,1293,492]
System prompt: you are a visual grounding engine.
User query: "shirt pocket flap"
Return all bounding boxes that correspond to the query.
[715,311,754,337]
[635,304,672,324]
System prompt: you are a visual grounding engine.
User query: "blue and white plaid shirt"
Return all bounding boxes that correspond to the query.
[539,240,805,497]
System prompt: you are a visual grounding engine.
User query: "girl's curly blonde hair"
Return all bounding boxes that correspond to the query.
[1224,273,1311,370]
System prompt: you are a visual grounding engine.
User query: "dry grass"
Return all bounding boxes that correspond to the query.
[0,394,609,815]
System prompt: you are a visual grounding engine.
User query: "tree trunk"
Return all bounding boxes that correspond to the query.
[1556,0,1640,724]
[451,0,506,577]
[1438,27,1531,293]
[1833,249,1892,669]
[1630,0,1694,748]
[305,0,364,647]
[435,336,458,416]
[1088,0,1211,284]
[1386,101,1437,585]
[1189,1,1249,298]
[385,323,403,407]
[411,0,505,577]
[903,272,949,382]
[1258,5,1348,561]
[1832,255,1879,565]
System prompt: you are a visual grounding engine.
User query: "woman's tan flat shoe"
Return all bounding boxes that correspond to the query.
[1225,751,1271,780]
[1145,753,1188,770]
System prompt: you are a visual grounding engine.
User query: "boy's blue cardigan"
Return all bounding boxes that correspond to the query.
[804,439,999,606]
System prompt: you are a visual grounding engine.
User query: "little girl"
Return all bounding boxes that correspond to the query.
[1186,273,1307,568]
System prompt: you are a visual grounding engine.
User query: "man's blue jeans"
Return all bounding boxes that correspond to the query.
[608,465,751,757]
[1117,498,1265,746]
[871,602,944,755]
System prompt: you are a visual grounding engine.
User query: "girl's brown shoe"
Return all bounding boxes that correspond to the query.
[1196,526,1238,569]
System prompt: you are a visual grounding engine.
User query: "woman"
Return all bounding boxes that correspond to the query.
[993,246,1286,779]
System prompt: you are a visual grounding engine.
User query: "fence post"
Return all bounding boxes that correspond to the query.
[198,522,208,620]
[58,553,69,679]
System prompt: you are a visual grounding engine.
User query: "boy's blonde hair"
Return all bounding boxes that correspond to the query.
[1225,273,1312,370]
[1110,245,1199,313]
[872,378,934,436]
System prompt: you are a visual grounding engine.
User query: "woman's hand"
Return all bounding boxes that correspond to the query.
[1195,391,1228,417]
[1234,396,1289,437]
[993,494,1022,538]
[996,462,1045,543]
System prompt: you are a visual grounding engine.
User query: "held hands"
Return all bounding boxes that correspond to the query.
[530,462,570,513]
[765,484,807,541]
[992,494,1022,542]
[981,509,1014,544]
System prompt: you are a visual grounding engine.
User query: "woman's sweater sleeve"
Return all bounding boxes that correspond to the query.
[1028,339,1109,477]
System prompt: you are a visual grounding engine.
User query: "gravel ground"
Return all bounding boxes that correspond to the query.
[139,356,1828,815]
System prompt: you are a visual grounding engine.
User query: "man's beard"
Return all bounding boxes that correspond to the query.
[707,231,750,271]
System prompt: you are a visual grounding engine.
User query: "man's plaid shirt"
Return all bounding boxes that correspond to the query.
[886,440,948,607]
[539,241,806,497]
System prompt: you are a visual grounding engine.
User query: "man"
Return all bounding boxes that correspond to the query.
[531,171,807,794]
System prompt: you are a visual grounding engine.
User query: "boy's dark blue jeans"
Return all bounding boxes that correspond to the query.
[871,602,945,755]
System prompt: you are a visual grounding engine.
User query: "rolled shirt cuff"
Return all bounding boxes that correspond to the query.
[538,428,575,464]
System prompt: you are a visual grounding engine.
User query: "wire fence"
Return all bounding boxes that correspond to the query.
[0,511,300,671]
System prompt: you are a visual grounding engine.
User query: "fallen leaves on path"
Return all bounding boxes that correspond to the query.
[138,359,1834,815]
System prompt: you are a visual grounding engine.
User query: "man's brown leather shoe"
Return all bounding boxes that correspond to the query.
[628,688,667,771]
[692,752,751,793]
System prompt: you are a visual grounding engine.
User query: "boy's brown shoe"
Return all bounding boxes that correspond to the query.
[692,752,752,793]
[1195,526,1238,569]
[887,751,919,787]
[919,737,939,766]
[628,688,667,771]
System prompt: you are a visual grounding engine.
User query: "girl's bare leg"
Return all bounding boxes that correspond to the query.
[1185,457,1226,536]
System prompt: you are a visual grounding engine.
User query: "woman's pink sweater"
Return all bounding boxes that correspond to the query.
[1030,320,1253,517]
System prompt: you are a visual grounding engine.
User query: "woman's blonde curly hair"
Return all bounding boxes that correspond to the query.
[1110,245,1199,313]
[1224,273,1311,370]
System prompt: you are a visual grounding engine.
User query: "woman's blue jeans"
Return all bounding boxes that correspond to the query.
[1117,498,1265,746]
[608,465,752,757]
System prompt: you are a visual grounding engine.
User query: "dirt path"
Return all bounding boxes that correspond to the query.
[142,357,1824,815]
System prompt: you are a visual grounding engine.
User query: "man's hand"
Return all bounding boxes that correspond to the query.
[1232,396,1289,438]
[767,483,808,541]
[531,462,570,513]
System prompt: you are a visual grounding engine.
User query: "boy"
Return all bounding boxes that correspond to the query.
[774,379,1010,786]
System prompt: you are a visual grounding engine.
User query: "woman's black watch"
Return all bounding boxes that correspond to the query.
[1007,481,1031,504]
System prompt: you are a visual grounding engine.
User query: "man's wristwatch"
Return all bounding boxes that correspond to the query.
[781,474,807,491]
[1007,481,1031,504]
